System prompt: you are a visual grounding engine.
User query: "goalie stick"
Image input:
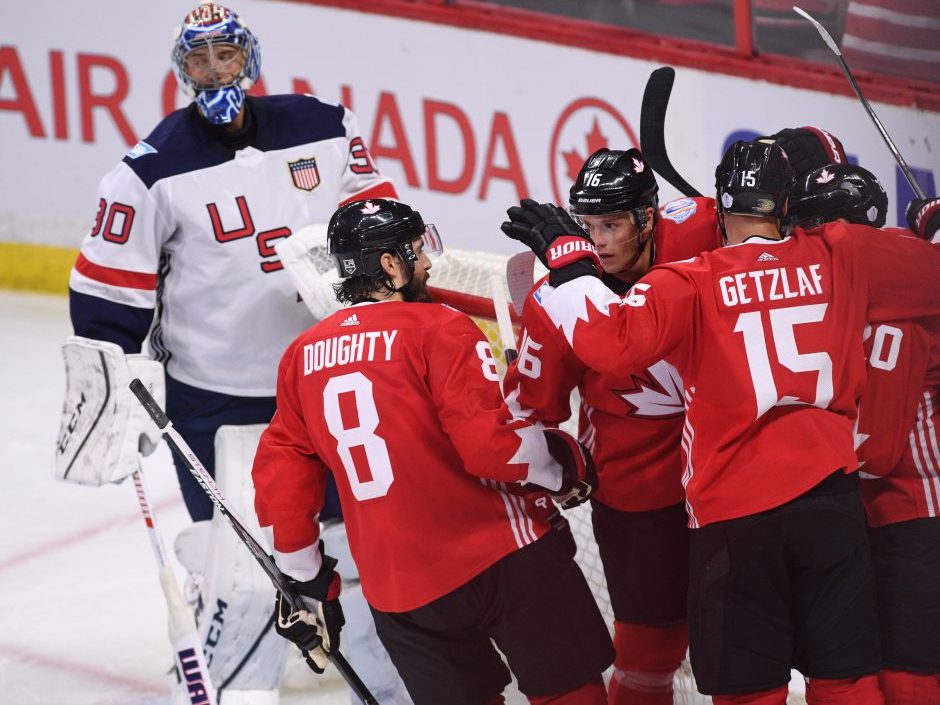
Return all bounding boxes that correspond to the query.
[640,67,702,198]
[793,5,927,200]
[129,379,379,705]
[132,468,218,705]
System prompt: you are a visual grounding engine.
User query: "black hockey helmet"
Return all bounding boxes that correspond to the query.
[569,148,659,228]
[328,199,440,279]
[788,163,888,230]
[767,126,847,179]
[715,140,794,220]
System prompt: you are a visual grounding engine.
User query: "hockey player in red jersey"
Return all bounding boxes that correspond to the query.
[252,198,615,705]
[503,148,720,705]
[789,164,940,705]
[501,139,940,705]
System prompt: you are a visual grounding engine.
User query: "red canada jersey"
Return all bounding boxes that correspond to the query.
[857,315,940,527]
[504,197,720,511]
[252,301,563,612]
[536,223,940,528]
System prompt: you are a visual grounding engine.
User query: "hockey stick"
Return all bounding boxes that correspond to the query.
[793,6,927,199]
[491,274,519,364]
[640,67,702,198]
[128,379,379,705]
[506,251,538,320]
[132,468,218,705]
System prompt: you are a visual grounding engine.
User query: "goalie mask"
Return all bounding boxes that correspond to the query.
[172,3,261,125]
[569,148,660,229]
[715,140,794,221]
[328,199,443,281]
[788,163,888,230]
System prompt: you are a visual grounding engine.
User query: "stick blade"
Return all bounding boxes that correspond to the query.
[640,66,702,198]
[793,6,841,54]
[640,66,675,147]
[505,251,537,316]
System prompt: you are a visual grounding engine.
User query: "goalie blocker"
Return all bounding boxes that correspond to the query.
[54,336,165,485]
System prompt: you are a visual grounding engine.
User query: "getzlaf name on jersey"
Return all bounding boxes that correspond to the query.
[538,221,940,528]
[70,94,395,395]
[504,196,720,512]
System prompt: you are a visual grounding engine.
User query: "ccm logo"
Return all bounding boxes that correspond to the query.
[549,239,596,261]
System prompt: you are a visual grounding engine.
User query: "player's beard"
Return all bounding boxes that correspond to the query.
[402,269,432,303]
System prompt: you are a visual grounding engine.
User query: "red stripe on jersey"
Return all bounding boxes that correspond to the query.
[485,479,537,547]
[339,181,398,207]
[74,253,158,291]
[510,490,538,543]
[911,394,940,517]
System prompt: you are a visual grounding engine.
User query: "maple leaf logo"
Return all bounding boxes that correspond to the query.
[633,157,645,173]
[562,118,609,182]
[614,361,685,419]
[816,168,835,184]
[360,201,381,214]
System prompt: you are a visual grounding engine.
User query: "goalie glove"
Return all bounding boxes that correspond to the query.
[54,336,165,486]
[525,428,598,510]
[906,197,940,242]
[501,199,601,287]
[274,544,344,674]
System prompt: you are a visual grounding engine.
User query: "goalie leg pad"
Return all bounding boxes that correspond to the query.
[321,521,413,704]
[191,424,287,695]
[54,336,165,485]
[341,582,414,705]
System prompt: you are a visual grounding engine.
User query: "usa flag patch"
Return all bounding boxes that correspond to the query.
[288,157,320,191]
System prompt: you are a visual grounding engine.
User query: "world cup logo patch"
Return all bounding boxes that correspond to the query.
[288,157,320,192]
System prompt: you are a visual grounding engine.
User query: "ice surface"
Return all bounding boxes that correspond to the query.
[0,291,347,705]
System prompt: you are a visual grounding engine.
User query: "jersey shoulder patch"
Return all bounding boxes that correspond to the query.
[125,141,157,159]
[660,197,698,224]
[532,281,551,307]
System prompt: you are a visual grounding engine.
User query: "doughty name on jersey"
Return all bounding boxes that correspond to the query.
[303,330,398,373]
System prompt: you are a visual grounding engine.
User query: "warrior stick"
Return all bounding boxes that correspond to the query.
[640,67,702,198]
[129,379,379,705]
[794,6,926,199]
[132,468,218,705]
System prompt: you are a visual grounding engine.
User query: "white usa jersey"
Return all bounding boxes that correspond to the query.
[69,95,396,395]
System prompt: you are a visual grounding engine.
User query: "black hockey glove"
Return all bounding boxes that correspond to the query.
[525,428,598,510]
[501,199,601,287]
[274,544,344,674]
[906,197,940,241]
[769,126,846,179]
